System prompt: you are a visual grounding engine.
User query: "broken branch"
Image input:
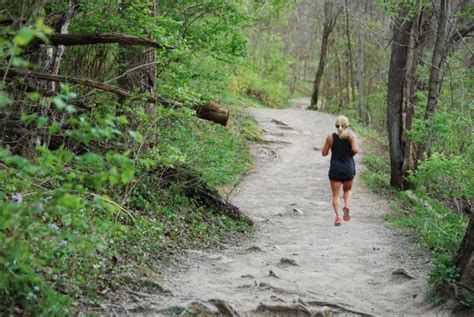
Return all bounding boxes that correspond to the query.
[1,68,228,125]
[30,32,175,49]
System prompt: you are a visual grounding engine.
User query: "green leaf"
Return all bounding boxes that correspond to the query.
[0,91,12,107]
[48,123,60,135]
[14,28,35,46]
[37,116,48,128]
[128,130,143,142]
[52,96,66,109]
[65,105,76,113]
[117,116,129,125]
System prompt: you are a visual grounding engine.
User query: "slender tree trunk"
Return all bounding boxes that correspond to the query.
[344,0,356,103]
[50,0,76,91]
[357,0,366,124]
[310,30,330,110]
[401,9,427,188]
[386,7,415,188]
[309,1,339,110]
[335,51,344,110]
[418,0,450,159]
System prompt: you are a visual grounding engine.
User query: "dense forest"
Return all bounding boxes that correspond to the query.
[0,0,473,315]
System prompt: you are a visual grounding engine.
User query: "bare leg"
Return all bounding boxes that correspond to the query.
[330,180,342,217]
[342,180,353,221]
[342,180,353,209]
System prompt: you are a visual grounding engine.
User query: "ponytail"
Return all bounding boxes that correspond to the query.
[335,115,350,140]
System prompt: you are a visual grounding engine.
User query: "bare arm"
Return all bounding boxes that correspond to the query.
[350,134,359,156]
[322,134,332,156]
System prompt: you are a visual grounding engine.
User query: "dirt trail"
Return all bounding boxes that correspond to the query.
[118,99,448,316]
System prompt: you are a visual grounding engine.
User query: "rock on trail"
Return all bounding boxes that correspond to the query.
[108,98,447,316]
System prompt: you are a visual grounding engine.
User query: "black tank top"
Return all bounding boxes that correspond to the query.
[329,133,356,180]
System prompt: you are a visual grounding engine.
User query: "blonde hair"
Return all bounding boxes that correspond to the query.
[335,115,350,140]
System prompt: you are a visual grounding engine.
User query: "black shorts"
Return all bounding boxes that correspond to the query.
[329,178,354,183]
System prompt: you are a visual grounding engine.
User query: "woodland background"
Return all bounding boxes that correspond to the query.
[0,0,472,315]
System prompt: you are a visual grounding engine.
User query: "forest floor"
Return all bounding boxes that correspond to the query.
[104,98,451,316]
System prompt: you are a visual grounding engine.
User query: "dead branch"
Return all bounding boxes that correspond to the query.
[1,67,156,102]
[1,68,228,125]
[29,32,175,50]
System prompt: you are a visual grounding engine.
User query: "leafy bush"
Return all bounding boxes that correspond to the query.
[410,110,473,157]
[428,254,460,289]
[409,153,473,201]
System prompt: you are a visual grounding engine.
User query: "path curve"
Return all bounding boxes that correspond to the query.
[120,99,446,316]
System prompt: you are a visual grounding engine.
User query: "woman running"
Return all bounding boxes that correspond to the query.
[321,115,359,226]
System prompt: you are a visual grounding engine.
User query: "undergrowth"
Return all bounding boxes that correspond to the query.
[0,95,256,316]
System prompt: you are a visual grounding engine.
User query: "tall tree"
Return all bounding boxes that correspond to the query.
[357,0,367,124]
[344,0,356,104]
[400,5,428,186]
[386,2,420,188]
[309,1,340,110]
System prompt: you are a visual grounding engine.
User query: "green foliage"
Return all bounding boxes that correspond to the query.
[0,15,256,314]
[410,110,472,157]
[388,194,468,255]
[359,151,394,195]
[63,0,290,108]
[409,153,473,201]
[229,61,290,108]
[428,254,460,289]
[363,154,390,174]
[147,106,253,188]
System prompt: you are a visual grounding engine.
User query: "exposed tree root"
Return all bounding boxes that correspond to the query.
[152,166,253,225]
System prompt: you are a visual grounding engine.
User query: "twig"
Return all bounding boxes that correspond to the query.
[89,193,135,224]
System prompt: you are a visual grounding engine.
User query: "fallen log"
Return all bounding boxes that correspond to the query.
[1,68,229,125]
[196,101,229,126]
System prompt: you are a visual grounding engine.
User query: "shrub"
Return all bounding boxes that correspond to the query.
[409,153,473,202]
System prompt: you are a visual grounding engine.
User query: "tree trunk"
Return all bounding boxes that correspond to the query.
[50,0,77,92]
[357,0,366,124]
[401,8,427,188]
[454,212,474,290]
[309,1,339,110]
[418,0,450,159]
[335,51,344,110]
[344,0,356,103]
[386,7,415,188]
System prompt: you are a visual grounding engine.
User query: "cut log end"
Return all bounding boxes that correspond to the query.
[195,101,229,126]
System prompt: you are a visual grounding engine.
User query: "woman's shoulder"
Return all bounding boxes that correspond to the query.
[349,133,358,140]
